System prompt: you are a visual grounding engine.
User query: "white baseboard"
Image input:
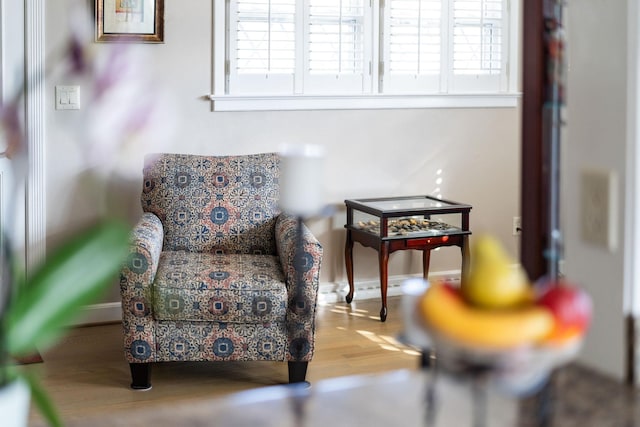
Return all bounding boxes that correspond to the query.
[74,270,462,326]
[318,270,461,305]
[74,302,122,326]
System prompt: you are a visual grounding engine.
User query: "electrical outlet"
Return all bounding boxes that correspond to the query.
[513,216,521,236]
[580,168,617,251]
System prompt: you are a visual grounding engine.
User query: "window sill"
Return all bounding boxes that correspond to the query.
[208,93,521,112]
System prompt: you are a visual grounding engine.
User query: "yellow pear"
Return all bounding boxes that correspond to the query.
[462,235,533,309]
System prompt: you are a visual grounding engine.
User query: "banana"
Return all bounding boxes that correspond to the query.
[462,235,533,309]
[418,283,554,350]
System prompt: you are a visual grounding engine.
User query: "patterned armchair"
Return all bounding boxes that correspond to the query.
[120,153,323,389]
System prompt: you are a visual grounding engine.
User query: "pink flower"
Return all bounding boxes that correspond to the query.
[82,45,176,179]
[62,1,176,180]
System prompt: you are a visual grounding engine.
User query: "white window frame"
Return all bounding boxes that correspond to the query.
[210,0,520,112]
[448,0,508,93]
[304,1,373,94]
[226,0,298,95]
[380,0,444,94]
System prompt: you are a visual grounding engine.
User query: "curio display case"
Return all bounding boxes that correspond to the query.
[344,195,472,322]
[346,196,471,240]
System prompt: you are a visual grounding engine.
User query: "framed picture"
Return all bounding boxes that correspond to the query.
[96,0,164,43]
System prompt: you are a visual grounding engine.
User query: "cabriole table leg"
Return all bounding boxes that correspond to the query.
[378,242,390,322]
[344,230,355,304]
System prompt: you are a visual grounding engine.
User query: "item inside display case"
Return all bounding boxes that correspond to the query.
[356,217,461,237]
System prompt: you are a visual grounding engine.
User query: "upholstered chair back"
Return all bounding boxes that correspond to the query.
[141,153,280,255]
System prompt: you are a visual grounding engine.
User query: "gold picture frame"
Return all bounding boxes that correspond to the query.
[96,0,164,43]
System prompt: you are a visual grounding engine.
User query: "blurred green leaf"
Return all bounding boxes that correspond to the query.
[5,220,129,356]
[25,373,63,427]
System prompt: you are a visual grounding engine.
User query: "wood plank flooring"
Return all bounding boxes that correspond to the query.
[24,296,640,426]
[26,297,420,426]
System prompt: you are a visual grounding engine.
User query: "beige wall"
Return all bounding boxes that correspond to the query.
[564,1,630,380]
[45,2,521,306]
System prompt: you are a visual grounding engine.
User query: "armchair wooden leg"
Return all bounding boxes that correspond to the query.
[288,361,308,384]
[130,363,152,390]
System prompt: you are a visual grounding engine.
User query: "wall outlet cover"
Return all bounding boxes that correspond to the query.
[580,168,618,251]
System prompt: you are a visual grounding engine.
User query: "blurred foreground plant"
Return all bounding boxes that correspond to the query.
[0,221,129,426]
[0,2,174,426]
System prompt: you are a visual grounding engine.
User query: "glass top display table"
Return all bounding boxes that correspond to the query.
[344,195,472,321]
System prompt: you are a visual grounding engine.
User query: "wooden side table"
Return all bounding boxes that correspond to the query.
[344,196,472,321]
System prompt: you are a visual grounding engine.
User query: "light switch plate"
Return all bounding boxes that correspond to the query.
[55,85,80,110]
[580,168,618,251]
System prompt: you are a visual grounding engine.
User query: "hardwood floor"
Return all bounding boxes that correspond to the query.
[26,297,420,425]
[25,296,640,426]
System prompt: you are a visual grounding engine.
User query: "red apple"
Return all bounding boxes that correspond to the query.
[536,281,592,344]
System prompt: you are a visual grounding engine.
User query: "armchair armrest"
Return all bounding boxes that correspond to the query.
[121,212,164,291]
[275,213,323,361]
[275,213,323,300]
[120,212,164,363]
[275,213,322,292]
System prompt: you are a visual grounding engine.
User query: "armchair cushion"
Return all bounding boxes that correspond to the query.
[153,251,287,323]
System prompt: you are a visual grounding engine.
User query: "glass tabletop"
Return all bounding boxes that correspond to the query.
[364,198,452,211]
[349,196,465,212]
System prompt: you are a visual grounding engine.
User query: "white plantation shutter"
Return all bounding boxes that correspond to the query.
[382,0,443,93]
[308,1,366,74]
[223,0,513,99]
[228,0,297,94]
[449,0,506,92]
[381,0,507,94]
[304,0,371,94]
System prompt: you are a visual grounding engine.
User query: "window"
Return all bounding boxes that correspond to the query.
[305,1,371,93]
[228,0,297,94]
[227,1,372,95]
[381,0,443,93]
[450,0,506,92]
[212,0,518,110]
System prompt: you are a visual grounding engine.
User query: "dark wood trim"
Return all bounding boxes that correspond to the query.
[521,0,547,282]
[522,1,558,425]
[627,314,636,385]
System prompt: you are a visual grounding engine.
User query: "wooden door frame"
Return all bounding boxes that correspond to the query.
[521,0,548,281]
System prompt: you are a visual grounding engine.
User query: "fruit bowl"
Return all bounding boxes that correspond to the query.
[402,236,592,397]
[422,314,583,396]
[401,278,590,397]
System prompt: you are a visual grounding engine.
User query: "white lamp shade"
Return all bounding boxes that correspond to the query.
[278,144,325,217]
